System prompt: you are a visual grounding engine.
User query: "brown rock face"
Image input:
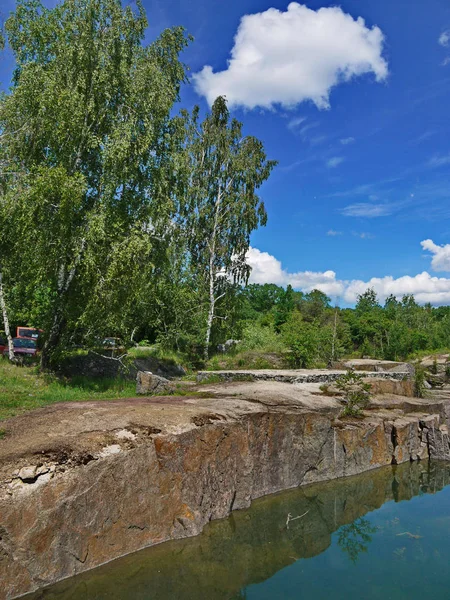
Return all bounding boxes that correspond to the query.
[0,382,450,599]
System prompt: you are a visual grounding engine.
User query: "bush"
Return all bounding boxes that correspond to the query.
[281,312,317,368]
[335,369,371,417]
[240,323,286,353]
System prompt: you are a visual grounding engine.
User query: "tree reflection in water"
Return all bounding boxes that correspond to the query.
[337,518,378,564]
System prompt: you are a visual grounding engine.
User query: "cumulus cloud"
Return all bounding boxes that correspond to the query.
[340,137,355,145]
[327,156,345,168]
[439,30,450,47]
[344,272,450,305]
[421,239,450,272]
[341,202,394,217]
[246,247,345,296]
[327,229,343,236]
[246,244,450,305]
[193,3,388,110]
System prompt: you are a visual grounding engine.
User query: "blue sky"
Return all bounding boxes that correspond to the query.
[2,0,450,304]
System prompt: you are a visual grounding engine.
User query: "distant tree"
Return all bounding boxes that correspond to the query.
[274,285,298,331]
[301,289,331,321]
[356,288,380,313]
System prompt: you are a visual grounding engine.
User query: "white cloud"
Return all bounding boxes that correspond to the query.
[193,3,388,110]
[428,153,450,168]
[340,137,355,145]
[327,229,343,236]
[344,272,450,305]
[288,116,307,130]
[421,239,450,272]
[341,202,394,217]
[327,156,345,168]
[246,247,345,296]
[246,243,450,305]
[353,232,374,239]
[439,30,450,47]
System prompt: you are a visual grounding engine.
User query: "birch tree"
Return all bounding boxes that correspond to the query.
[0,0,190,368]
[180,97,277,360]
[0,272,15,360]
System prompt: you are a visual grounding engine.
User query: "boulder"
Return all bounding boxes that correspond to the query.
[136,371,175,396]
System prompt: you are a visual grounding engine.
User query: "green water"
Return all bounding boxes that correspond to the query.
[26,461,450,600]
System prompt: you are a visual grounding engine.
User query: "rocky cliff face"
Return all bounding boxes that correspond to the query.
[0,380,450,599]
[23,460,450,600]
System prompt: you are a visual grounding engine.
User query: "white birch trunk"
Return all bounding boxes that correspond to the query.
[0,274,15,360]
[204,186,222,361]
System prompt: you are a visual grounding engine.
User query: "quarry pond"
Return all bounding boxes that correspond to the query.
[24,461,450,600]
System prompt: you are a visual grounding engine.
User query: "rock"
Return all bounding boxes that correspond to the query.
[1,379,450,598]
[425,373,445,388]
[18,466,37,483]
[366,378,414,397]
[36,465,50,476]
[388,362,415,376]
[136,371,175,395]
[424,380,432,389]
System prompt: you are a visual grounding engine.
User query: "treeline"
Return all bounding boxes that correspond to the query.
[0,0,275,367]
[226,284,450,367]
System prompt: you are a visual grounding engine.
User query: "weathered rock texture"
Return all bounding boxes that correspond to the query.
[23,460,450,600]
[0,380,449,599]
[136,371,175,395]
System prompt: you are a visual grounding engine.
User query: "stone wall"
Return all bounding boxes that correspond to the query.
[196,369,411,384]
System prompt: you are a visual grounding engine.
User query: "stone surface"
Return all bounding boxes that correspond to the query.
[0,381,449,599]
[136,371,175,395]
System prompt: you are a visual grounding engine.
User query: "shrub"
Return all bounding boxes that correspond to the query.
[281,312,317,368]
[413,364,427,398]
[240,323,286,353]
[335,369,371,417]
[431,358,438,375]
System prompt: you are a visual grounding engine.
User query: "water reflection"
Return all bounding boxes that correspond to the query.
[25,461,450,600]
[337,518,378,564]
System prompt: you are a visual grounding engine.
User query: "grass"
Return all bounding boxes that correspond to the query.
[207,350,286,371]
[0,359,135,421]
[126,345,193,369]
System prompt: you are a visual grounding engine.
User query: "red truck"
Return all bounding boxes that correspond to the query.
[3,337,38,358]
[1,327,43,358]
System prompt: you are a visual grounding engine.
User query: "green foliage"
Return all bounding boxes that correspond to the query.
[281,312,318,368]
[240,323,287,353]
[335,369,372,417]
